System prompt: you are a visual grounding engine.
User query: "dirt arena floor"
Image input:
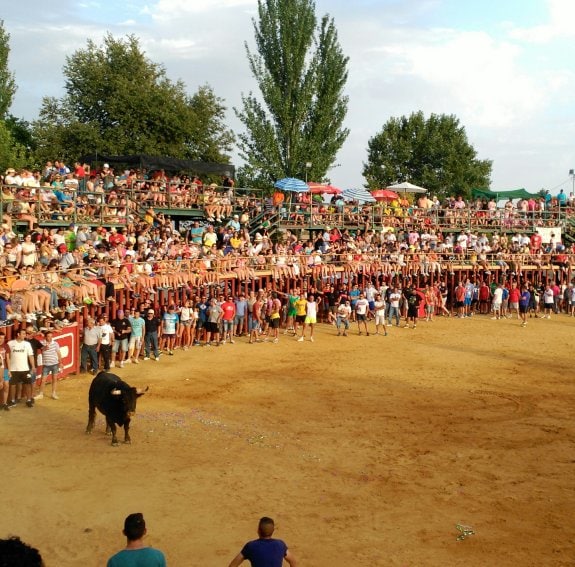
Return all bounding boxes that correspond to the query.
[2,314,575,566]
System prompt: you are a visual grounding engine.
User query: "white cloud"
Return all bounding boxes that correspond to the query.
[150,0,255,21]
[509,0,575,43]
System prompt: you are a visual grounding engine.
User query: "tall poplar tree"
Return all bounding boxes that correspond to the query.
[236,0,349,188]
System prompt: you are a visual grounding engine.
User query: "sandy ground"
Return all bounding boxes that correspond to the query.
[2,314,575,567]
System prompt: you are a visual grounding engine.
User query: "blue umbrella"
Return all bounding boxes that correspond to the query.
[274,177,309,193]
[342,187,376,203]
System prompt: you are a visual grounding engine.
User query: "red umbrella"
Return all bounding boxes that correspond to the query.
[307,182,342,195]
[371,189,399,201]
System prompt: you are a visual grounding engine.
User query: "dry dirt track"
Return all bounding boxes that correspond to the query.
[2,314,575,567]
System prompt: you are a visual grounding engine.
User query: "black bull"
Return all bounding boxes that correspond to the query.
[86,372,147,446]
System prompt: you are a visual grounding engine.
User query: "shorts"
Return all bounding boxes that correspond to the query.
[222,320,234,331]
[464,297,472,306]
[42,363,59,378]
[295,314,306,324]
[3,369,8,382]
[356,313,367,322]
[304,316,316,325]
[180,320,192,327]
[455,301,463,308]
[196,319,205,329]
[368,301,375,311]
[206,322,219,334]
[287,309,297,317]
[375,313,386,325]
[509,302,519,310]
[113,338,129,353]
[270,317,280,329]
[9,370,32,386]
[128,336,142,349]
[519,305,528,314]
[251,320,261,332]
[492,302,501,310]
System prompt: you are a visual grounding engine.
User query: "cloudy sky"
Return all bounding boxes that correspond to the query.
[3,0,575,193]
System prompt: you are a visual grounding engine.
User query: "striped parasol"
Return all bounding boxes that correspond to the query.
[342,187,376,203]
[274,177,309,193]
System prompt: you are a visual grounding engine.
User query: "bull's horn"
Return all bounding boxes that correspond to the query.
[136,386,149,395]
[111,389,122,395]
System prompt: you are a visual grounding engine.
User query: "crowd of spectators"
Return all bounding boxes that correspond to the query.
[0,162,574,412]
[276,188,575,233]
[0,161,573,332]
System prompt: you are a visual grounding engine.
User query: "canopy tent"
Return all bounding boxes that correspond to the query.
[386,181,427,194]
[79,154,235,177]
[472,188,533,201]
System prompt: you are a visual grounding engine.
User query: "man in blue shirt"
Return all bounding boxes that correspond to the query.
[161,305,179,356]
[228,517,297,567]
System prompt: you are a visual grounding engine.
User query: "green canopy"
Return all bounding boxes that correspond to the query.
[472,188,533,201]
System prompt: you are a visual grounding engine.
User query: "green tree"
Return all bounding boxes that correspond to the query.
[33,34,233,165]
[0,20,16,119]
[0,19,26,172]
[236,0,349,188]
[363,111,492,199]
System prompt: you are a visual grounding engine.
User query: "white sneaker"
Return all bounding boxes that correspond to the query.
[119,361,124,368]
[124,359,131,364]
[310,337,314,342]
[133,359,139,364]
[144,357,150,361]
[110,361,115,368]
[51,393,59,400]
[297,336,304,342]
[34,393,44,400]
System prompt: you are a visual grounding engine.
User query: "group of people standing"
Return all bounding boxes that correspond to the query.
[0,326,62,411]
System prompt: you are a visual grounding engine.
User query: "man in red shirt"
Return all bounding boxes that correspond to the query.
[109,227,127,248]
[221,296,236,344]
[508,282,521,320]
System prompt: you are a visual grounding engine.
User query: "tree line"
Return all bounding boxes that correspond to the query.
[0,0,491,198]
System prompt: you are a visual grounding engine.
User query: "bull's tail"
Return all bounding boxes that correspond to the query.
[86,402,96,434]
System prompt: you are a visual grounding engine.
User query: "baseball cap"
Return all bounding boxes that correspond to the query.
[147,309,154,314]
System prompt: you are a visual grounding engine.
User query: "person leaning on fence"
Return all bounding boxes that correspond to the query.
[80,317,101,374]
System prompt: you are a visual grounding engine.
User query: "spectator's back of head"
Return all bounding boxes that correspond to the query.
[0,536,44,567]
[123,513,146,541]
[257,517,275,538]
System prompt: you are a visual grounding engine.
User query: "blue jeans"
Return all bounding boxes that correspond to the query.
[387,306,400,326]
[81,344,98,372]
[144,332,159,358]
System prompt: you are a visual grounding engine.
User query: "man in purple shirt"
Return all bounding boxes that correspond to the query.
[228,517,297,567]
